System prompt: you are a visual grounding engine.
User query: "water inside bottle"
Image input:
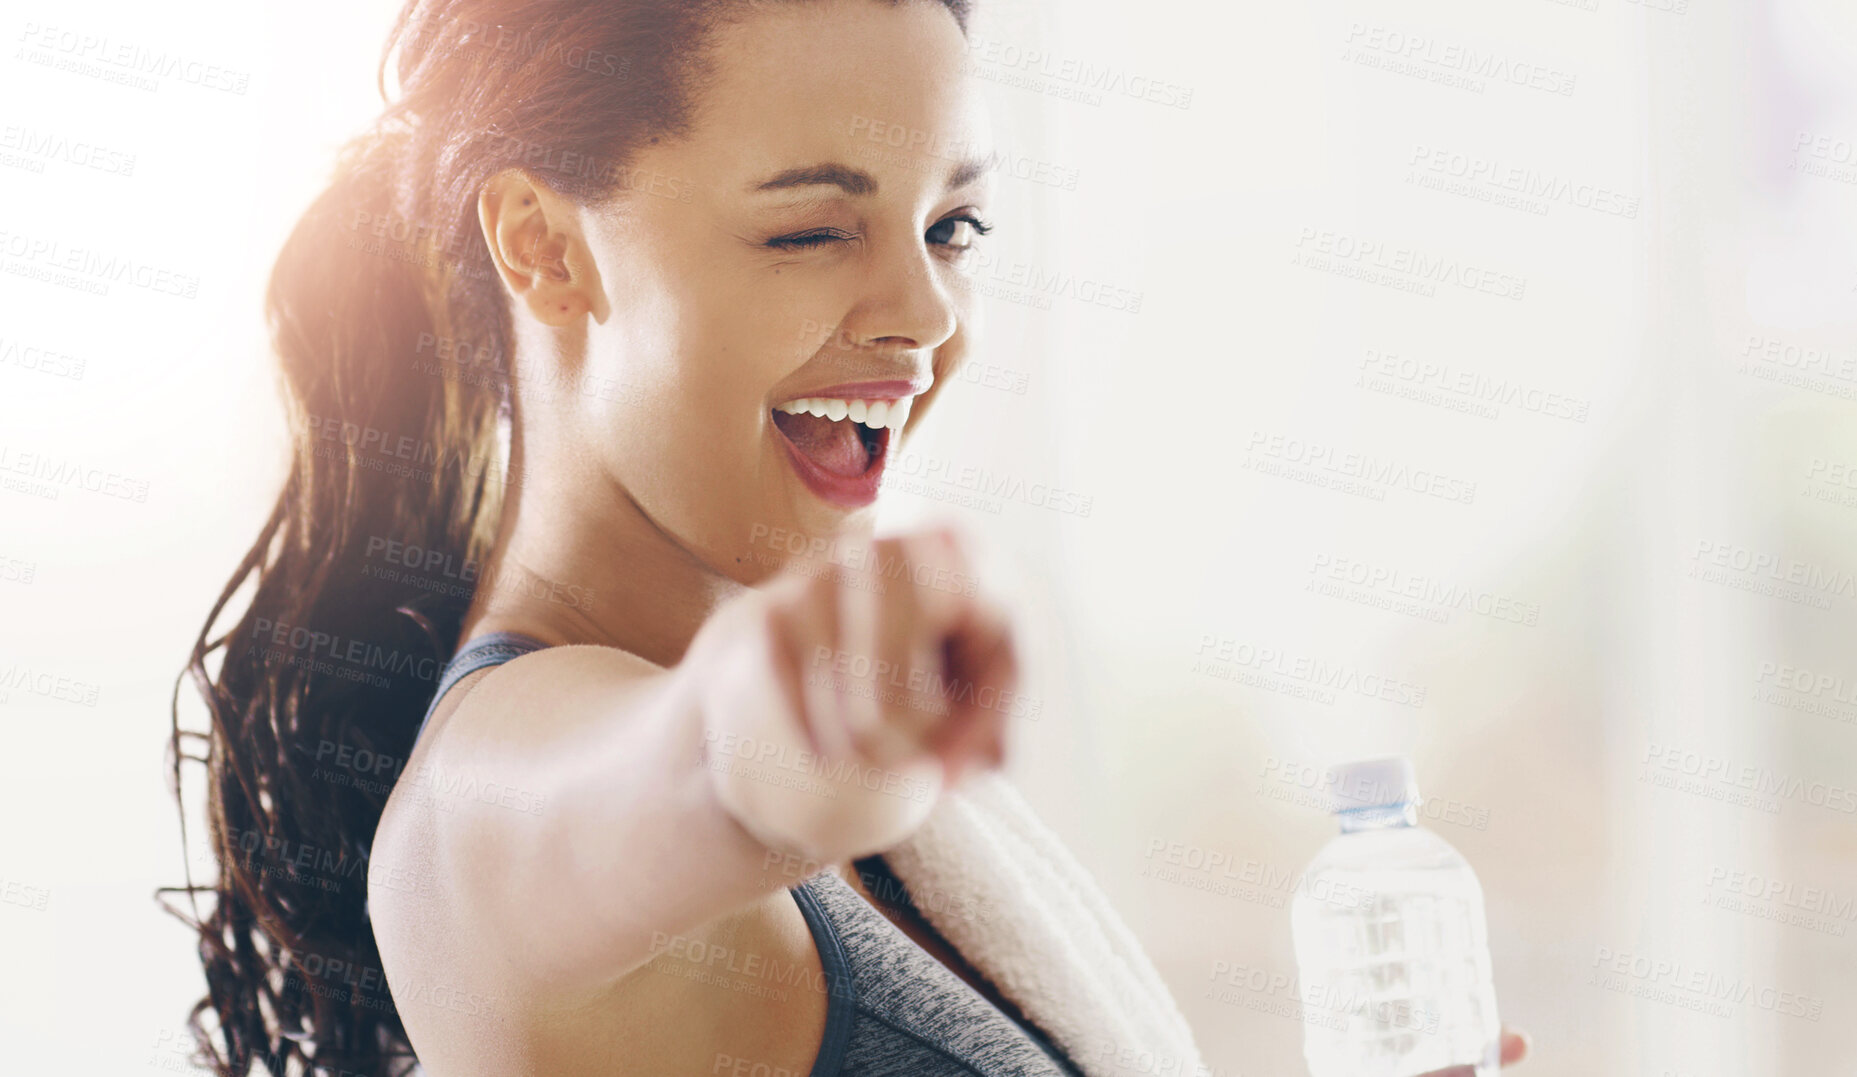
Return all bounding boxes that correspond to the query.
[1291,824,1501,1077]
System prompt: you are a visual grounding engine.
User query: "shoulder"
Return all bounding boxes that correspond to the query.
[365,637,836,1074]
[367,643,663,982]
[417,641,666,746]
[368,639,662,908]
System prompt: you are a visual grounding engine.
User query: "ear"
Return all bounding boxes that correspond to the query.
[477,170,608,327]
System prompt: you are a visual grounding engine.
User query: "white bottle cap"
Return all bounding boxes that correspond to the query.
[1327,754,1420,813]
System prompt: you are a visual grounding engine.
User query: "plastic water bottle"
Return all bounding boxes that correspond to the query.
[1290,756,1501,1077]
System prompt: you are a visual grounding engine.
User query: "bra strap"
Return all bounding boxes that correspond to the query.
[414,631,550,742]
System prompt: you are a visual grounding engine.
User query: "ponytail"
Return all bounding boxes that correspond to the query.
[161,125,506,1076]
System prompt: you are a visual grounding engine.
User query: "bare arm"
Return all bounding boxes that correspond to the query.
[367,528,1015,997]
[369,643,776,993]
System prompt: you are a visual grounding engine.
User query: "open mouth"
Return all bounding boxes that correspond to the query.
[770,393,915,509]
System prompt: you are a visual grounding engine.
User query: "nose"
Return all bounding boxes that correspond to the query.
[845,232,961,354]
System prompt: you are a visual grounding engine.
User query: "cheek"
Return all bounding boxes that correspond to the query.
[579,321,778,483]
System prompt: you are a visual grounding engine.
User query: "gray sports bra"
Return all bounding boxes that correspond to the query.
[413,632,1087,1077]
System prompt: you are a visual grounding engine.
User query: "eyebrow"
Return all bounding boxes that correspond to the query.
[749,155,997,197]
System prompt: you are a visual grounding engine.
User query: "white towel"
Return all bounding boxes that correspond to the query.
[884,770,1208,1077]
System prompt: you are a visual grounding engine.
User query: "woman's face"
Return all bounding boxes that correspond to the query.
[543,0,993,582]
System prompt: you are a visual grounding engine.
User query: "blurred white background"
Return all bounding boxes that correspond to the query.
[2,0,1855,1074]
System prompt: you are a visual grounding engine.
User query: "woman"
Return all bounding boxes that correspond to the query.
[170,1,1532,1074]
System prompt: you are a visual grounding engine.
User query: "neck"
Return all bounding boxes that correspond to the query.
[460,414,746,669]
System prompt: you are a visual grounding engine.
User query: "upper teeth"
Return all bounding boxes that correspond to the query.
[776,396,913,432]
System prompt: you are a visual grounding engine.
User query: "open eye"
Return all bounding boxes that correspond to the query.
[927,213,994,251]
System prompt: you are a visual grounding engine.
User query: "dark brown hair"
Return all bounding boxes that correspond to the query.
[161,0,971,1074]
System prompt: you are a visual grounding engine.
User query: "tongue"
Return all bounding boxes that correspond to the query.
[773,411,871,477]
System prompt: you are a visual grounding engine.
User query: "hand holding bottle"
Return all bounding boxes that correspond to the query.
[1414,1029,1529,1076]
